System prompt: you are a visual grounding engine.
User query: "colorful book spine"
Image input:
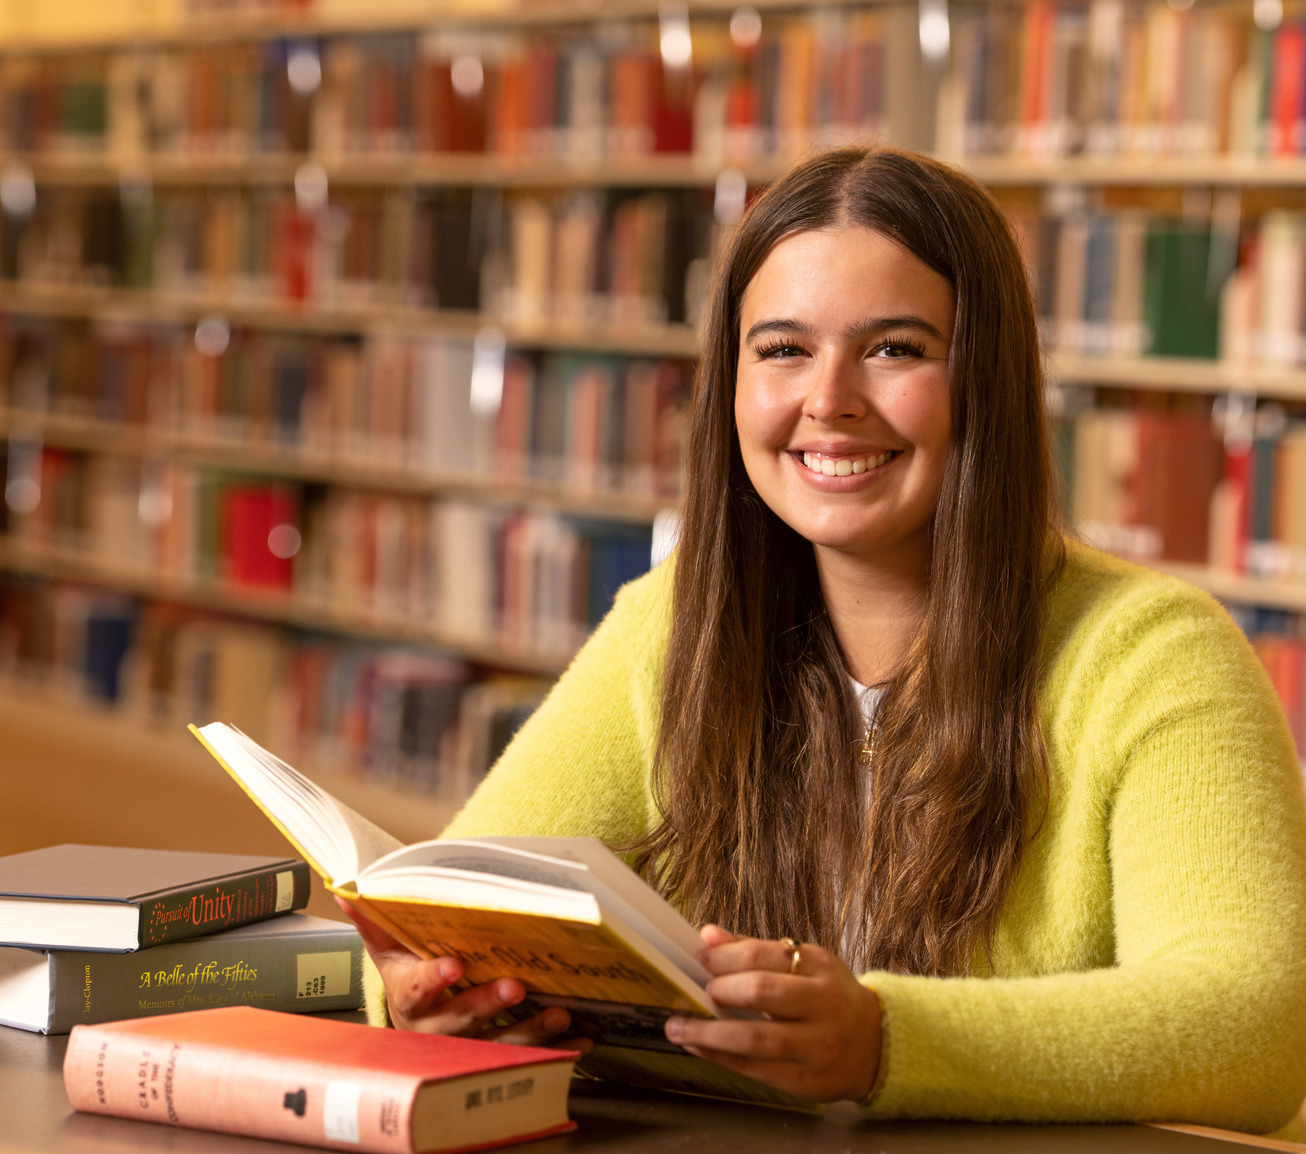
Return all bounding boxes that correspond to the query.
[0,915,363,1034]
[135,861,311,949]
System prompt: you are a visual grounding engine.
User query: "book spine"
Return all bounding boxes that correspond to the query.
[45,926,362,1034]
[63,1027,418,1154]
[136,862,311,949]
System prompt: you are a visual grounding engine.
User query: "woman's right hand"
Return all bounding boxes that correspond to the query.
[336,896,582,1046]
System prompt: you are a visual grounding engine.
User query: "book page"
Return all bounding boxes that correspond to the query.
[362,839,710,985]
[472,837,708,963]
[193,723,402,885]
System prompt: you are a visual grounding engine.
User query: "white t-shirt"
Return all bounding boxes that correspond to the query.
[850,678,885,734]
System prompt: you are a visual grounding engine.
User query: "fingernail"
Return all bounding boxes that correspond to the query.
[545,1009,568,1031]
[438,960,460,981]
[665,1017,685,1042]
[498,980,523,1004]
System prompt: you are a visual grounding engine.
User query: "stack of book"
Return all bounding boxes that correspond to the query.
[0,843,363,1034]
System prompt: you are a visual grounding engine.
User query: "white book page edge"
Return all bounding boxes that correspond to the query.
[198,723,403,885]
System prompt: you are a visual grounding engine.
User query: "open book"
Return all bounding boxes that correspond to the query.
[190,722,815,1112]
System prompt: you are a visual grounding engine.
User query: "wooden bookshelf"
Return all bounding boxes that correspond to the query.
[0,285,701,359]
[0,152,784,192]
[0,407,674,523]
[0,0,885,53]
[967,155,1306,190]
[24,153,1306,194]
[0,538,580,676]
[1049,355,1306,401]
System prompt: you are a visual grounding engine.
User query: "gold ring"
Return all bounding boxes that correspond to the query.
[781,937,801,975]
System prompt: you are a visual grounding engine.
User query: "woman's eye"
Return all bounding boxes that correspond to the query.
[871,338,927,360]
[755,341,807,360]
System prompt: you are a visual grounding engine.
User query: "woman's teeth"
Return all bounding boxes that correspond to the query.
[801,451,893,477]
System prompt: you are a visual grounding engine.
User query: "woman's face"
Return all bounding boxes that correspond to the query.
[734,225,955,571]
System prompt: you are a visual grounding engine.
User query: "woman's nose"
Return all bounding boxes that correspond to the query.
[802,356,867,424]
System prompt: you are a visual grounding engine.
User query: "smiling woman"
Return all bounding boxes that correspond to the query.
[732,226,954,686]
[354,148,1306,1136]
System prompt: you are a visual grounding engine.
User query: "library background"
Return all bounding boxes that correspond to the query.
[5,0,1306,886]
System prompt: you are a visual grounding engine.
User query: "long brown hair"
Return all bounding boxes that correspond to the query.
[631,147,1062,976]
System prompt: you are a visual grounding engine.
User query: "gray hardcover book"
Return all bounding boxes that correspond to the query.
[0,913,363,1033]
[0,844,311,952]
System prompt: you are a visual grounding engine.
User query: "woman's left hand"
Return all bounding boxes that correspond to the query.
[664,925,882,1103]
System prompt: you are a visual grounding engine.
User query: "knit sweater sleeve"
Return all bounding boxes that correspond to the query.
[860,566,1306,1133]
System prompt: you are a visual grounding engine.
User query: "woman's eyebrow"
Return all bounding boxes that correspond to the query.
[844,315,946,341]
[743,315,947,344]
[742,318,818,343]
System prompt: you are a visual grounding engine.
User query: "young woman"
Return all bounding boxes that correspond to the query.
[349,148,1306,1133]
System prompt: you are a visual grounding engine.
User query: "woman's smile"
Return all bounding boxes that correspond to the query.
[794,448,900,482]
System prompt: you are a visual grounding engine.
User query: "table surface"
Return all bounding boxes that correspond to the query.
[0,1016,1291,1154]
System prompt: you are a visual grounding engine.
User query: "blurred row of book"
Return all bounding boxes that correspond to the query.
[22,1,1306,175]
[0,572,554,798]
[0,322,691,500]
[0,183,714,331]
[0,444,658,662]
[0,7,913,167]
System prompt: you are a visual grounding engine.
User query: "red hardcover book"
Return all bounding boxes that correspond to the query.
[608,48,656,156]
[416,57,488,154]
[493,54,529,156]
[1223,444,1253,573]
[494,356,535,478]
[221,484,298,588]
[653,61,693,153]
[1017,0,1053,147]
[1271,23,1305,157]
[1280,638,1305,753]
[526,40,557,154]
[1137,412,1223,564]
[63,1006,578,1154]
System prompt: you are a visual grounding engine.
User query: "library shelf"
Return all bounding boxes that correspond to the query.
[0,151,784,193]
[0,539,578,677]
[965,155,1306,190]
[28,151,1306,195]
[0,408,673,524]
[1049,354,1306,402]
[1,0,884,52]
[0,284,702,360]
[0,686,461,849]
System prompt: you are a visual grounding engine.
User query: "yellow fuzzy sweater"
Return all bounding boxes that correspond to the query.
[367,540,1306,1132]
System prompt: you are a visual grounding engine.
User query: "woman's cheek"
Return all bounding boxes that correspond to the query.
[736,374,802,446]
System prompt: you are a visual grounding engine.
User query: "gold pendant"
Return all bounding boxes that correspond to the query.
[860,726,876,768]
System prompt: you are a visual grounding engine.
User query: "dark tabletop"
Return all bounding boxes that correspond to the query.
[0,1016,1262,1154]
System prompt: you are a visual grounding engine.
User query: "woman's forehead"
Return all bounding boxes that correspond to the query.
[740,227,955,329]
